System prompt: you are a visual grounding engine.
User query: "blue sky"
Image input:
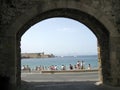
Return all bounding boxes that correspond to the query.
[21,18,97,56]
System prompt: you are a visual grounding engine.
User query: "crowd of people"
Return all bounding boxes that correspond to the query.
[68,61,91,70]
[21,60,91,72]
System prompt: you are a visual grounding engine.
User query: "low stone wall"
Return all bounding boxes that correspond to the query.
[21,69,98,74]
[41,69,98,74]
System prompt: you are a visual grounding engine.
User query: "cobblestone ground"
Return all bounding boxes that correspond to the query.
[18,81,120,90]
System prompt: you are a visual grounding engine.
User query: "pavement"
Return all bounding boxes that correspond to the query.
[20,71,120,90]
[21,71,99,82]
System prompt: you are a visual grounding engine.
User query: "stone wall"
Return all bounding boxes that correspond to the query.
[0,0,120,90]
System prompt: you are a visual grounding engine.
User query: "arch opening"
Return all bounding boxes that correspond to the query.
[21,17,99,83]
[16,8,110,88]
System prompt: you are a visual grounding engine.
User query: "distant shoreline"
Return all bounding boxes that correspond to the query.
[21,54,98,59]
[21,52,55,58]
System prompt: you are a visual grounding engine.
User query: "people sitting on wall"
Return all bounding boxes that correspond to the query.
[88,64,91,70]
[21,65,31,72]
[69,64,73,70]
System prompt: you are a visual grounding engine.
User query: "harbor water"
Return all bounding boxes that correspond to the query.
[21,55,98,70]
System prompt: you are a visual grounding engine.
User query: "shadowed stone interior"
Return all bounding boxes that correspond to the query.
[0,0,120,90]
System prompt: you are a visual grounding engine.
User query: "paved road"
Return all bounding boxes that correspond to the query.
[20,71,120,90]
[21,71,99,82]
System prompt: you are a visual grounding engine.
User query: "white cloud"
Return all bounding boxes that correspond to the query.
[56,27,75,32]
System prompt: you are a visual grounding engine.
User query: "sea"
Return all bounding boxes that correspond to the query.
[21,55,98,70]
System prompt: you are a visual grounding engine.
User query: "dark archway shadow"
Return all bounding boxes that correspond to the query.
[0,75,10,90]
[20,80,120,90]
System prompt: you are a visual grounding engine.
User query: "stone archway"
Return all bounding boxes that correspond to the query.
[16,8,110,86]
[1,1,120,90]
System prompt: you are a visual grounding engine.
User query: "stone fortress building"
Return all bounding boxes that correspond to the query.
[21,52,55,58]
[0,0,120,90]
